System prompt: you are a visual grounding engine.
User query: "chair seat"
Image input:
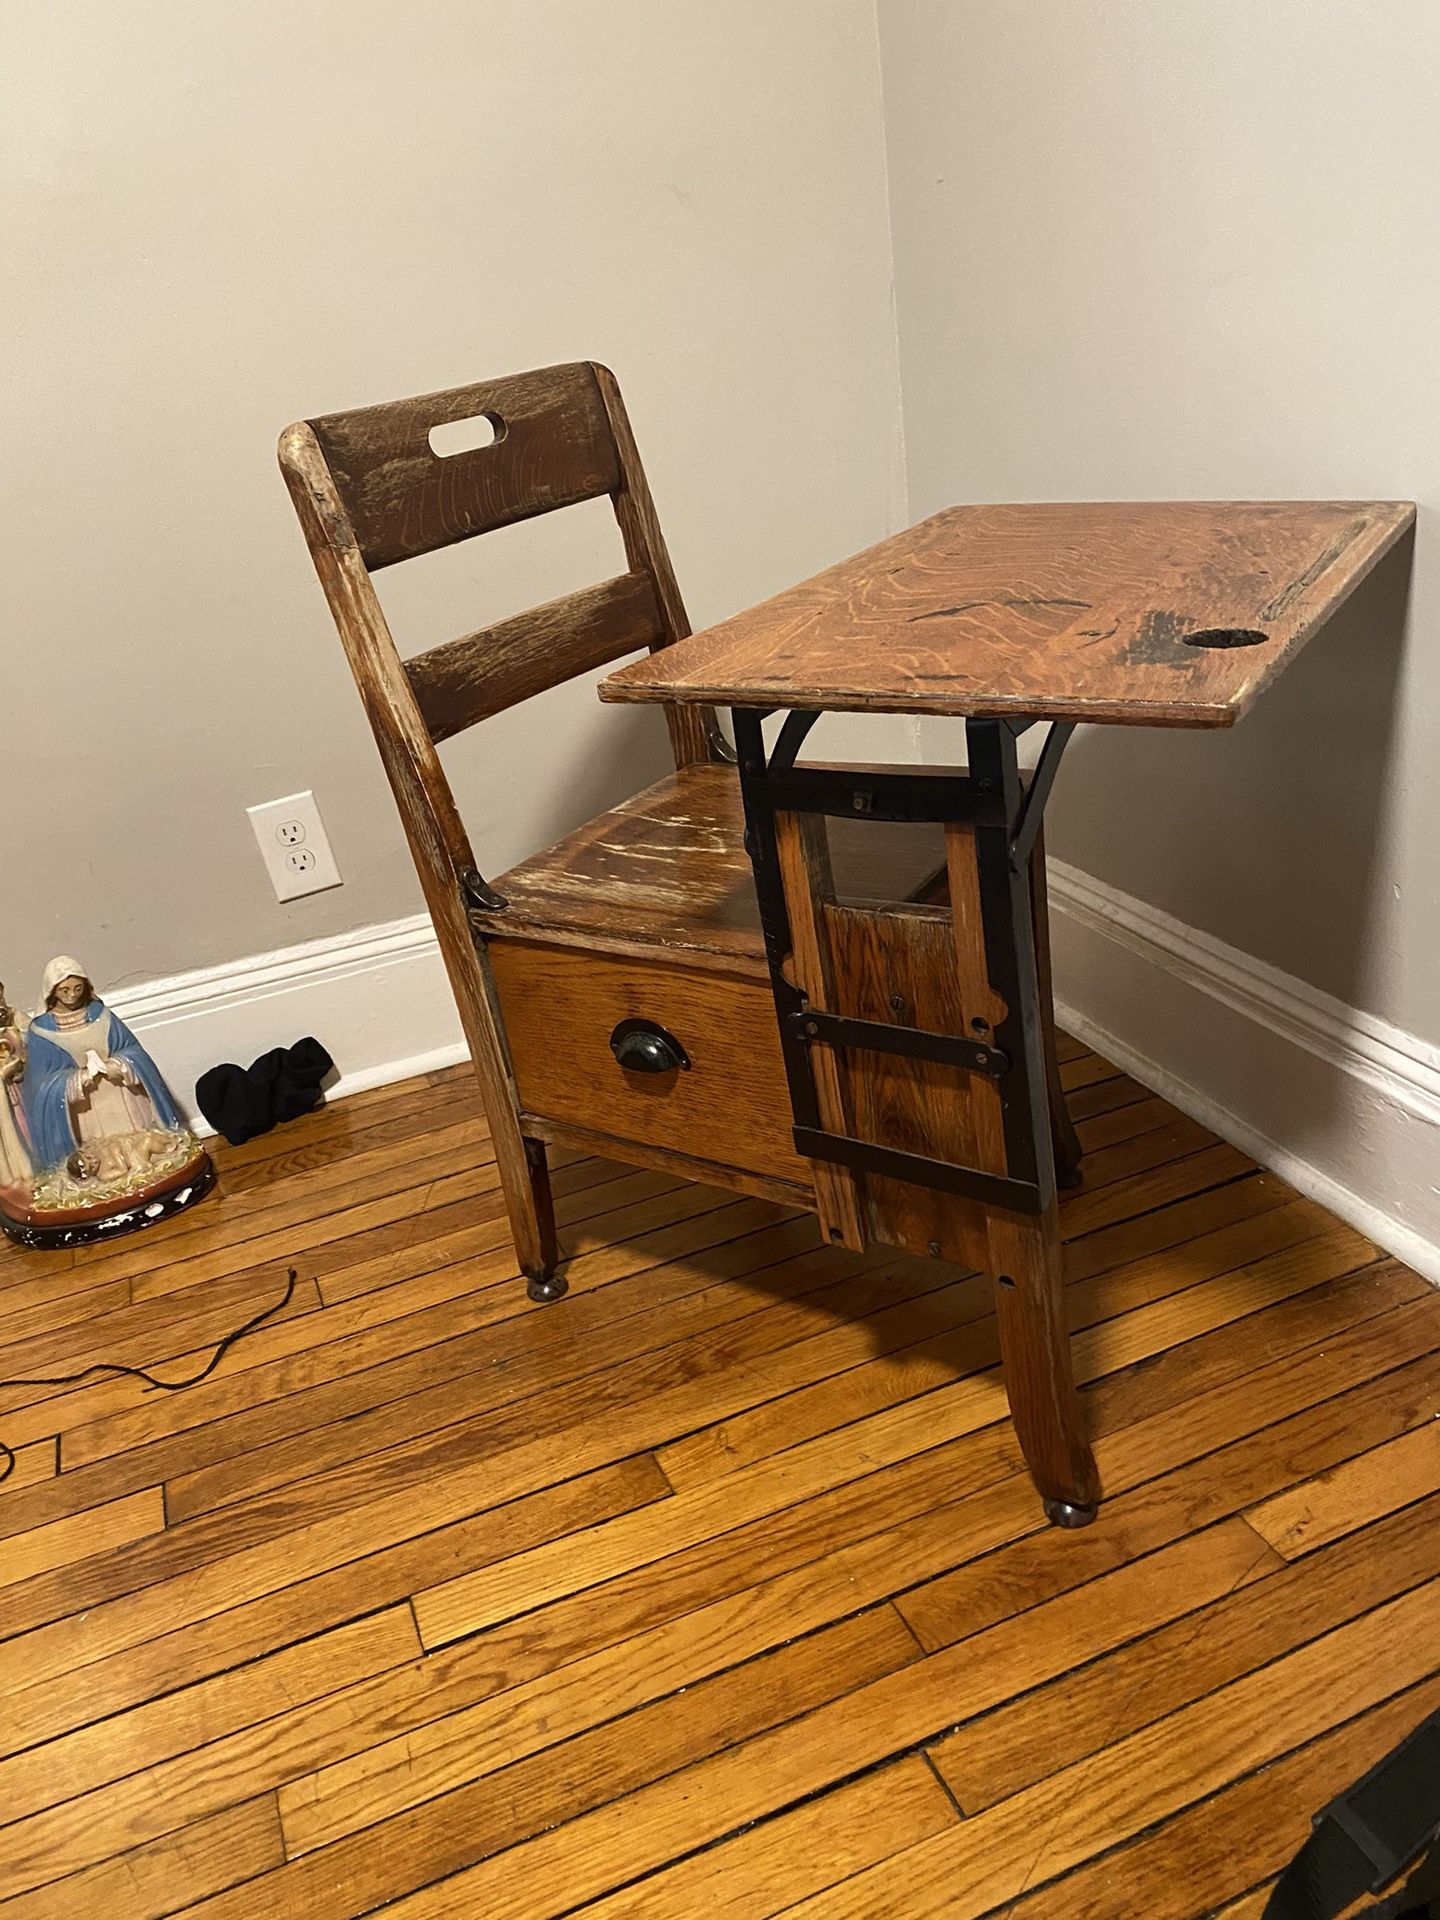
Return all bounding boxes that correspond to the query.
[469,763,947,979]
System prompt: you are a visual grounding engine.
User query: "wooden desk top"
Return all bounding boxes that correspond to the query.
[601,500,1413,727]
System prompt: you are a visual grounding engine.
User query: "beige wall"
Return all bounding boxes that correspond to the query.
[14,0,1434,1100]
[878,0,1437,1047]
[1,0,905,1005]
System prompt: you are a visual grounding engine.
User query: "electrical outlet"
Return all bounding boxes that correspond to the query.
[247,791,343,902]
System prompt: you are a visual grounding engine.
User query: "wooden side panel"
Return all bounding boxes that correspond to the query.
[774,814,867,1253]
[772,812,1018,1270]
[487,940,812,1186]
[518,1116,813,1211]
[823,903,995,1271]
[405,573,665,743]
[943,822,1009,1041]
[939,828,1097,1508]
[307,362,619,569]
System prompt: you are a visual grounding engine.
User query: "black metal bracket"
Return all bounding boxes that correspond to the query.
[460,864,508,912]
[733,706,1064,1218]
[1011,722,1074,870]
[754,762,1008,828]
[769,708,821,776]
[789,1010,1008,1077]
[791,1129,1044,1214]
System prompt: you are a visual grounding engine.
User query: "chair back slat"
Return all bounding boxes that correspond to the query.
[407,572,665,744]
[308,361,620,570]
[282,360,715,785]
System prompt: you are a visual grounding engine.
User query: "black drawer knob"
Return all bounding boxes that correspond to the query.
[609,1018,690,1075]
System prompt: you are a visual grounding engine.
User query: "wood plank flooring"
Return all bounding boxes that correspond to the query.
[0,1042,1436,1917]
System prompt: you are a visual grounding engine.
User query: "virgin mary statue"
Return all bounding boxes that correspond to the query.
[23,957,186,1172]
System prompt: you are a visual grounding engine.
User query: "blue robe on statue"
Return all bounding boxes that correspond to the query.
[23,1003,185,1172]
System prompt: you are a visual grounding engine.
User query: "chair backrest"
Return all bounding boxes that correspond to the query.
[280,362,719,968]
[281,362,727,1252]
[279,363,717,1131]
[281,361,713,773]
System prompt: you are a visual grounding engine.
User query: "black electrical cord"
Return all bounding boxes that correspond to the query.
[0,1267,298,1486]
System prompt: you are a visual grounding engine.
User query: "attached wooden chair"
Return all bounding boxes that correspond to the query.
[278,362,1080,1314]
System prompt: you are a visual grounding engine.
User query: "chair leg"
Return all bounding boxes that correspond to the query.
[449,940,566,1304]
[466,1092,565,1302]
[1028,829,1084,1189]
[520,1136,565,1302]
[988,1207,1101,1525]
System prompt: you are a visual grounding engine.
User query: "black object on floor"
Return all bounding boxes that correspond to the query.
[195,1037,334,1146]
[0,1268,298,1485]
[1263,1704,1440,1917]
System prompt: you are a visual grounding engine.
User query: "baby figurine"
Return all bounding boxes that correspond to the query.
[65,1129,176,1185]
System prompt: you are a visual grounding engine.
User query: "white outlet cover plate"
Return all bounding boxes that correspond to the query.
[247,790,343,902]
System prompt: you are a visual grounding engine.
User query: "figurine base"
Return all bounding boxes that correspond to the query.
[0,1150,216,1250]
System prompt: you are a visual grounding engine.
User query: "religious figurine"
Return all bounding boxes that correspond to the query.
[0,980,31,1196]
[0,956,213,1248]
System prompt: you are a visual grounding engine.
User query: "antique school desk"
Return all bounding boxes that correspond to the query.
[281,362,1412,1531]
[598,497,1414,1527]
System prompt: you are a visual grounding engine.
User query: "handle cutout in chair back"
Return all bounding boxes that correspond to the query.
[308,362,621,568]
[428,411,506,457]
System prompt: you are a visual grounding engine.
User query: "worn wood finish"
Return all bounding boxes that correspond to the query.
[759,801,1093,1506]
[305,362,621,570]
[468,763,948,978]
[285,407,1387,1529]
[0,1057,1432,1917]
[773,812,867,1252]
[988,1206,1103,1514]
[601,499,1415,725]
[281,361,731,1292]
[947,817,1097,1512]
[301,361,711,757]
[406,573,665,744]
[591,362,716,768]
[488,940,812,1186]
[278,424,555,1288]
[517,1115,814,1211]
[820,902,993,1270]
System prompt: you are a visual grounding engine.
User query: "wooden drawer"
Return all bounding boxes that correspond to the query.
[486,938,811,1186]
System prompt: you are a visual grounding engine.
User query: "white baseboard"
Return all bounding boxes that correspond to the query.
[108,914,466,1136]
[99,871,1440,1290]
[1047,858,1440,1287]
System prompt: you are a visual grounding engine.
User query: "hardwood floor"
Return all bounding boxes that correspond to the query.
[0,1042,1435,1917]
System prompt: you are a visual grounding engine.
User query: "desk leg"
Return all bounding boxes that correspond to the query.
[988,1205,1100,1524]
[735,708,1100,1525]
[965,739,1098,1526]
